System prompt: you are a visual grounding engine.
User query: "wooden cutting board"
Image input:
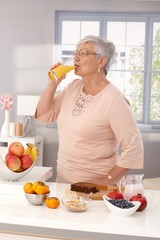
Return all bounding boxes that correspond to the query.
[65,189,115,200]
[65,183,118,200]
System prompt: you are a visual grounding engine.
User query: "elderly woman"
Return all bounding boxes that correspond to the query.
[35,35,144,185]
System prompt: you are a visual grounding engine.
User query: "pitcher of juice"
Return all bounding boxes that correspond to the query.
[119,174,144,200]
[48,58,76,81]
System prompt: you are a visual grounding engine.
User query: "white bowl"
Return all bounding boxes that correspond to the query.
[0,143,37,181]
[103,195,141,217]
[0,155,36,181]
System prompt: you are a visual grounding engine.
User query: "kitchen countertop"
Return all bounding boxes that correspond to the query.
[0,182,159,240]
[0,166,53,183]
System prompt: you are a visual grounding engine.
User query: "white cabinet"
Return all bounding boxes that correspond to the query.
[0,135,43,166]
[0,233,70,240]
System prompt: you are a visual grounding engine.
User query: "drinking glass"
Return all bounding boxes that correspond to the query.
[48,58,76,81]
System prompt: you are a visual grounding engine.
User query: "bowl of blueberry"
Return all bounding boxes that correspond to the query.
[103,195,141,217]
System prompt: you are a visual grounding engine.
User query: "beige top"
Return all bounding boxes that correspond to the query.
[37,79,144,184]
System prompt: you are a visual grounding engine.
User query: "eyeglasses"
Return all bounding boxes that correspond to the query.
[73,49,98,57]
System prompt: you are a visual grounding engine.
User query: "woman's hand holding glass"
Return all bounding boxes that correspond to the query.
[48,62,66,84]
[48,58,75,83]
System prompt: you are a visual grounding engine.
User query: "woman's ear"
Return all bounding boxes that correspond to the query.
[98,56,108,68]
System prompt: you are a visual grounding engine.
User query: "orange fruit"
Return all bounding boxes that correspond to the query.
[32,181,50,195]
[32,181,39,192]
[45,197,60,209]
[35,185,50,195]
[23,182,35,194]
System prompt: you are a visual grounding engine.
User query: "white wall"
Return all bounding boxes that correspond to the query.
[0,0,160,181]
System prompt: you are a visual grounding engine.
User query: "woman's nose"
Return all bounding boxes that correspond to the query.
[74,55,80,62]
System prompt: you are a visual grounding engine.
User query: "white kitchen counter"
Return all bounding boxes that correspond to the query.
[0,182,159,240]
[0,166,53,183]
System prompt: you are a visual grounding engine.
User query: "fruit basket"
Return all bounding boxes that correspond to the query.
[0,142,39,181]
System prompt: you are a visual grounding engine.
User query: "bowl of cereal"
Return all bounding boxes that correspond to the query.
[61,196,92,212]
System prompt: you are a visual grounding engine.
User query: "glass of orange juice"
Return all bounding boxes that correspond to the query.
[48,58,76,81]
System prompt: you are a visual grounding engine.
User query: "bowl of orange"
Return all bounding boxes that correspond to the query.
[24,181,50,205]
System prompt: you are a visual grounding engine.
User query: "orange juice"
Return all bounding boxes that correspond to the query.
[49,64,76,81]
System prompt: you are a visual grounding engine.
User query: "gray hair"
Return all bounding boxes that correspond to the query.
[77,35,116,74]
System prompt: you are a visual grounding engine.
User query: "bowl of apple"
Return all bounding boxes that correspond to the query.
[0,141,39,181]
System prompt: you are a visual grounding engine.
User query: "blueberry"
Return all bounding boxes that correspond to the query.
[108,198,134,209]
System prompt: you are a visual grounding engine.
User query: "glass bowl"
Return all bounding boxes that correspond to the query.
[25,192,49,205]
[103,195,141,217]
[61,196,92,212]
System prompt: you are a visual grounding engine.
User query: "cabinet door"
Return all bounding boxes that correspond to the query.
[0,233,70,240]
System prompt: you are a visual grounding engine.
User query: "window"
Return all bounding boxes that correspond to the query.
[54,12,160,128]
[107,21,145,122]
[150,21,160,123]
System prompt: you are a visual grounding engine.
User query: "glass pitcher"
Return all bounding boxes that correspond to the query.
[119,174,144,200]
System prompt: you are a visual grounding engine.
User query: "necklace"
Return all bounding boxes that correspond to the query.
[72,92,93,116]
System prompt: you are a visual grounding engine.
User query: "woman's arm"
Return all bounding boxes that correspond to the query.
[35,80,58,118]
[35,64,66,123]
[106,94,144,184]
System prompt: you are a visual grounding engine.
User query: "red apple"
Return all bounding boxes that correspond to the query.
[20,154,33,170]
[6,155,21,171]
[5,152,13,161]
[9,142,24,157]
